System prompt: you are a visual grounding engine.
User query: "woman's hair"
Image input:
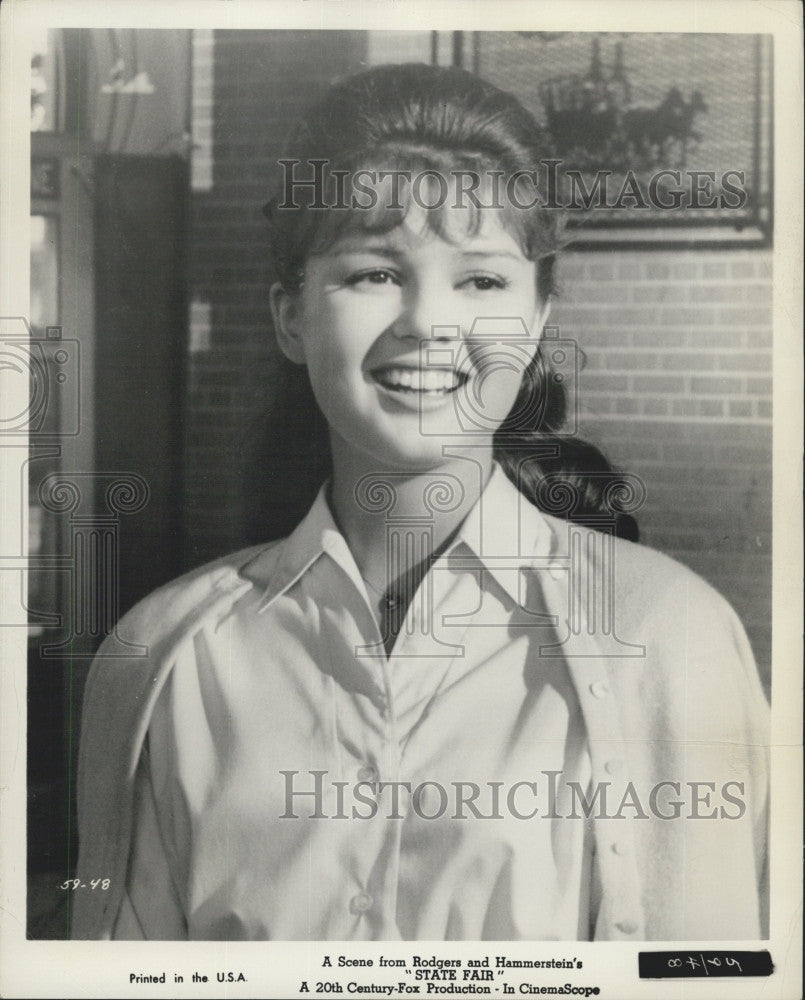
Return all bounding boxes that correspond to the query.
[246,63,638,542]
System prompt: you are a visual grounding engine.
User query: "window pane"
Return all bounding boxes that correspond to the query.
[29,214,61,635]
[30,215,59,333]
[31,29,62,133]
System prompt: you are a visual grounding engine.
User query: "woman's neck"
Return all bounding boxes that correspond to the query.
[328,436,493,595]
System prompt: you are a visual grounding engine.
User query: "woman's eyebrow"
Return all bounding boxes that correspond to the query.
[327,245,524,261]
[328,243,402,258]
[458,249,524,262]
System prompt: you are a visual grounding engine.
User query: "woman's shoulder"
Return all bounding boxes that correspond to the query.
[623,533,740,619]
[539,516,769,725]
[102,539,285,655]
[541,512,742,627]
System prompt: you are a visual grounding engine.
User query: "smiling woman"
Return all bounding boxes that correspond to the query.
[269,204,547,474]
[72,62,769,943]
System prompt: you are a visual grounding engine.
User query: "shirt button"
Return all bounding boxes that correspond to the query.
[384,593,398,610]
[610,841,629,856]
[605,759,623,775]
[357,765,378,783]
[350,892,373,915]
[615,919,638,935]
[589,681,610,699]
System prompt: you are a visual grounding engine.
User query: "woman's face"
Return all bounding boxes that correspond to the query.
[271,201,549,473]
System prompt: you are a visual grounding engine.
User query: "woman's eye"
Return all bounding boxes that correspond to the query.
[463,275,508,291]
[345,268,400,287]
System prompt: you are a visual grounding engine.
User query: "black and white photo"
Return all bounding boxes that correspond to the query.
[0,2,802,998]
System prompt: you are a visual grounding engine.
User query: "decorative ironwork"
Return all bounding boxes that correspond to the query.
[539,39,709,173]
[471,31,773,246]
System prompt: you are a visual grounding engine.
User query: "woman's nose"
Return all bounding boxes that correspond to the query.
[392,283,461,342]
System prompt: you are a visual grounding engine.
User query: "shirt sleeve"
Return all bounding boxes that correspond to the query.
[112,741,188,940]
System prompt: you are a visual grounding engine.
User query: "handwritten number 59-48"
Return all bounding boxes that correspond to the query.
[59,878,110,890]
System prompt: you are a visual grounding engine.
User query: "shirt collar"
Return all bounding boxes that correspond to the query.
[250,484,355,612]
[449,463,554,605]
[251,463,556,612]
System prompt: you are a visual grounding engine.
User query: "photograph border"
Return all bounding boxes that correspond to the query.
[1,2,802,999]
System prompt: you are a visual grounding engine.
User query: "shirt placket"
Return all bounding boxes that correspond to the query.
[376,562,477,936]
[320,566,405,938]
[337,549,469,937]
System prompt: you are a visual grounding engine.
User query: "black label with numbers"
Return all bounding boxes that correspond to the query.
[639,950,773,978]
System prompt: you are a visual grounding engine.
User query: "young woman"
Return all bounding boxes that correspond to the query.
[73,63,769,941]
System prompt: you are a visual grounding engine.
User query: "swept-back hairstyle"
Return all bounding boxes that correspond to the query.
[246,63,638,542]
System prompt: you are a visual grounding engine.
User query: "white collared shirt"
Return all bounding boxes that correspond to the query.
[114,466,598,940]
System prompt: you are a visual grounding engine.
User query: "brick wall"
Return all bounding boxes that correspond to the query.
[185,30,366,560]
[186,32,772,692]
[555,250,772,689]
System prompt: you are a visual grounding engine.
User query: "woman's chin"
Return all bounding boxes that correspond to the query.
[352,431,477,474]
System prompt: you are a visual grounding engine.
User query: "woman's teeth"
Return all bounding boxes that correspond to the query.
[375,368,462,393]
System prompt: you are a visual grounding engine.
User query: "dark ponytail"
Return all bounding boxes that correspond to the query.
[252,62,639,543]
[494,345,640,540]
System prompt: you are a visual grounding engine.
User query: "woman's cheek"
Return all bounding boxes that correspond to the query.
[476,369,526,424]
[328,297,391,352]
[466,341,538,423]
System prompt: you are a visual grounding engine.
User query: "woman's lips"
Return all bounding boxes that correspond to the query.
[370,366,468,394]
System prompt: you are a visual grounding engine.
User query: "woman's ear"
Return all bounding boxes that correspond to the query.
[269,282,307,365]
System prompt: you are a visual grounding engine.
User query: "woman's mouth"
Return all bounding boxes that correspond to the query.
[370,366,468,395]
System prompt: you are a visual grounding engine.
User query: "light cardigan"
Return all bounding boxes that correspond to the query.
[72,502,769,941]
